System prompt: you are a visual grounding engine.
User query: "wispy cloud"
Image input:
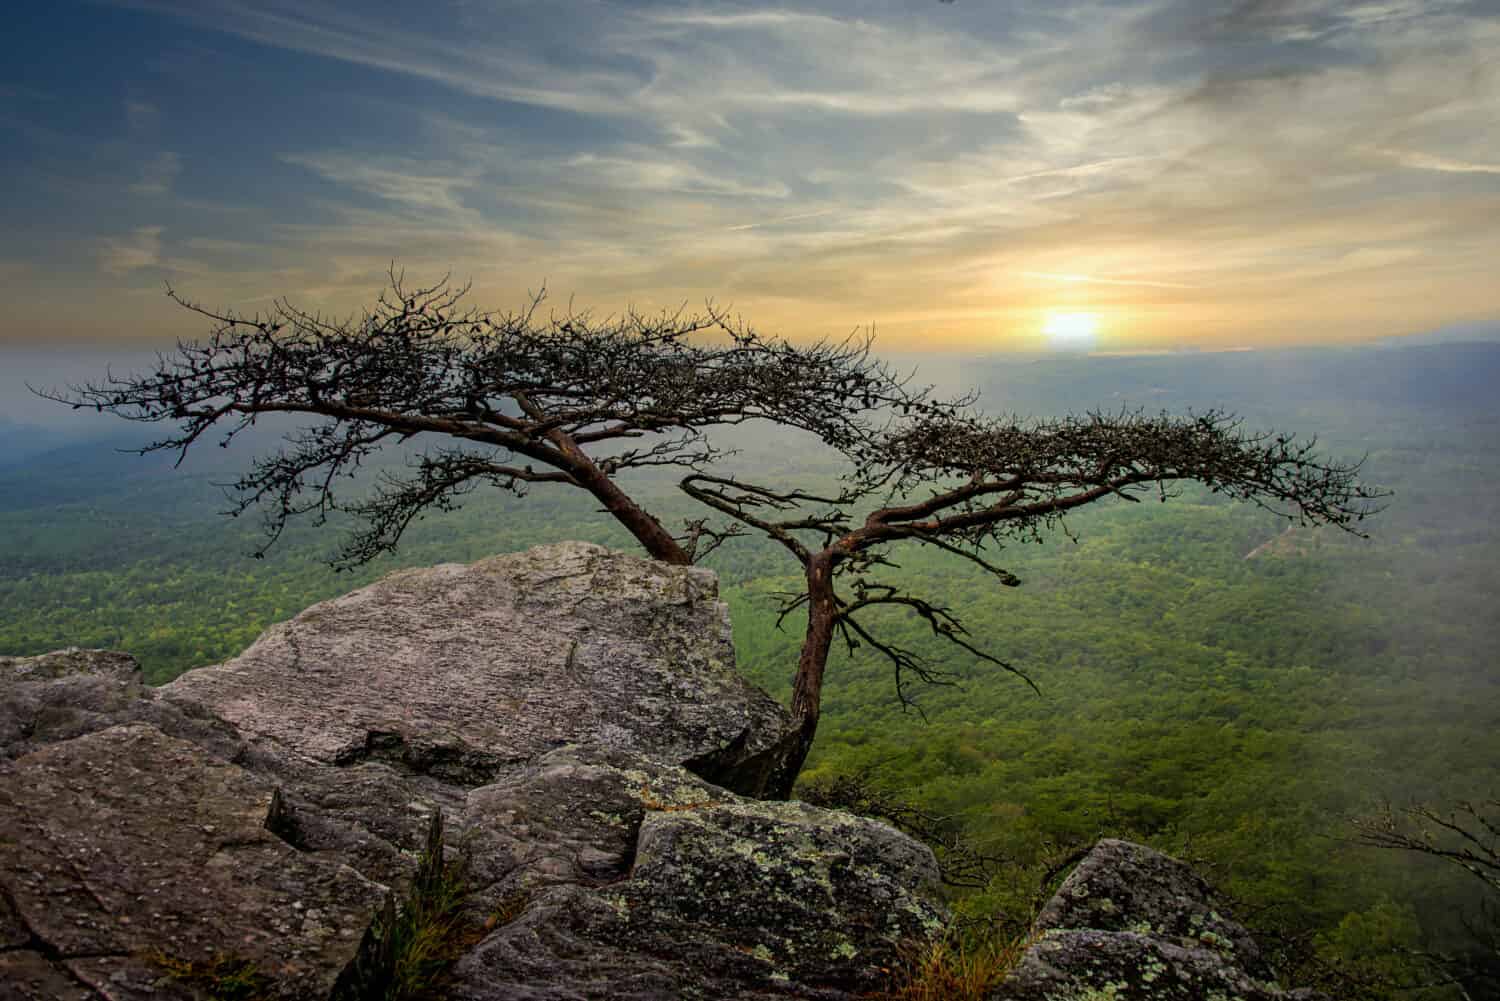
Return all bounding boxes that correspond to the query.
[725,210,837,232]
[280,152,480,217]
[12,0,1495,346]
[1020,272,1200,290]
[1385,149,1500,175]
[565,153,790,199]
[96,226,163,275]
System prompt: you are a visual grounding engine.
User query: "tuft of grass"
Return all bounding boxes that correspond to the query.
[337,810,479,1001]
[378,811,475,1000]
[147,950,275,1001]
[883,926,1031,1001]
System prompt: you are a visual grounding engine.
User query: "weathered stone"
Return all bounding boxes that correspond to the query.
[0,647,141,684]
[0,648,145,757]
[993,928,1297,1001]
[452,743,945,1000]
[0,647,434,901]
[0,724,386,1001]
[1037,838,1268,978]
[261,758,448,890]
[461,744,720,903]
[457,883,787,1001]
[1,885,28,949]
[163,541,789,788]
[991,839,1329,1000]
[0,646,247,763]
[1,547,1326,1001]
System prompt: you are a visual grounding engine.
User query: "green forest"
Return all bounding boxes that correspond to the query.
[3,342,1497,997]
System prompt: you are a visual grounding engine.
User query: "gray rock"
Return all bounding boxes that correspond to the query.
[452,744,946,1000]
[991,839,1329,1000]
[0,646,246,763]
[1,545,947,999]
[0,645,432,896]
[0,724,387,1001]
[0,647,141,684]
[2,551,1327,1001]
[3,545,924,1001]
[993,928,1294,1001]
[163,541,789,790]
[1036,838,1268,978]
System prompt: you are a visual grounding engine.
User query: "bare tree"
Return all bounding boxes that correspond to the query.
[684,409,1385,797]
[43,271,933,569]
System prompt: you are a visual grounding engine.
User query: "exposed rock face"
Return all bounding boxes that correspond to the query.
[0,542,944,1000]
[0,645,248,763]
[991,839,1329,1000]
[163,542,788,791]
[0,647,140,685]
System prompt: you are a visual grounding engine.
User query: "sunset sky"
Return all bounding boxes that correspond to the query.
[3,0,1498,353]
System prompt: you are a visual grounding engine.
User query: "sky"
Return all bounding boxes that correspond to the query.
[2,0,1498,355]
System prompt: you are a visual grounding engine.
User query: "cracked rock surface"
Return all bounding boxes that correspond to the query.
[455,744,945,1000]
[0,724,384,1000]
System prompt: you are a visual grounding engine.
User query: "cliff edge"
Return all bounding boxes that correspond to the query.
[1,541,1321,1000]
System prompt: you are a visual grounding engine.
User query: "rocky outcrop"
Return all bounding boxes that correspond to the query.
[163,542,788,791]
[0,542,945,1000]
[992,838,1328,1000]
[0,543,1324,1000]
[0,647,242,763]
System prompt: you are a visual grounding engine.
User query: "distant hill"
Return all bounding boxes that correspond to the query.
[965,340,1500,421]
[0,418,98,468]
[1379,320,1500,347]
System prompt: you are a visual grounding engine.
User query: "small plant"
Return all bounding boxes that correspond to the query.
[884,923,1030,1001]
[336,810,478,1001]
[148,950,275,1001]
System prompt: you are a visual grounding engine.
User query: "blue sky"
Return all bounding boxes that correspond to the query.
[2,0,1498,352]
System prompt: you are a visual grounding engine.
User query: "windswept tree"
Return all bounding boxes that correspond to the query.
[51,273,1384,800]
[684,409,1385,797]
[45,272,933,569]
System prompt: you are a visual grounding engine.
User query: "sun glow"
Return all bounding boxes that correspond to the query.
[1042,311,1100,351]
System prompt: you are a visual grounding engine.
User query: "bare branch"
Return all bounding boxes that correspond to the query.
[46,273,941,568]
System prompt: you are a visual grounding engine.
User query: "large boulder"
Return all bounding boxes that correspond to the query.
[991,839,1328,1000]
[163,541,789,790]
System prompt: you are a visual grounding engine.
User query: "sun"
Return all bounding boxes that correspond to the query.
[1042,311,1100,351]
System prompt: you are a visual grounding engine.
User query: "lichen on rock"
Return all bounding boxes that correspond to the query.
[453,743,947,999]
[990,839,1329,1000]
